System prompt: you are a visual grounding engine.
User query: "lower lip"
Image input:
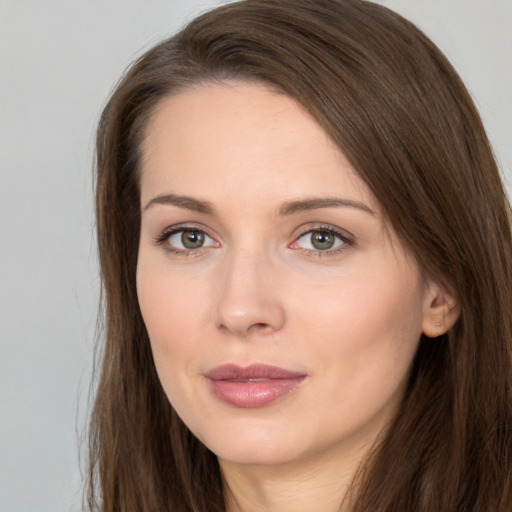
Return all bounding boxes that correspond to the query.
[208,377,306,408]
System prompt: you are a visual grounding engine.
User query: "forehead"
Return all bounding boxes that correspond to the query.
[140,81,376,211]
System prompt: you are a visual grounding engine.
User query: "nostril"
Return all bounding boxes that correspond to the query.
[218,320,273,337]
[247,322,275,335]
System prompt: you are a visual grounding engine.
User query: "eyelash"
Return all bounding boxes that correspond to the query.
[153,224,354,257]
[293,224,354,258]
[153,224,214,257]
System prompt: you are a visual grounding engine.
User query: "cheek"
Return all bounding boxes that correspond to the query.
[136,263,202,384]
[301,262,422,336]
[296,260,425,397]
[136,268,210,436]
[137,252,213,334]
[297,274,424,445]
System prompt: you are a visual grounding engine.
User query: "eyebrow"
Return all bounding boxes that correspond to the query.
[143,194,214,214]
[143,193,374,217]
[279,197,375,216]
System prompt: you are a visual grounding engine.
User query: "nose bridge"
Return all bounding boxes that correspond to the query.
[214,243,285,336]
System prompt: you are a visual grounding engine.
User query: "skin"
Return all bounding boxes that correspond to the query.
[136,82,456,512]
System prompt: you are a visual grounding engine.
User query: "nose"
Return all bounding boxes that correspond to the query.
[214,248,286,338]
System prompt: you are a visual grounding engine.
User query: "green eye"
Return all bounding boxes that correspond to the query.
[164,228,216,251]
[310,230,336,250]
[295,228,346,252]
[181,229,205,249]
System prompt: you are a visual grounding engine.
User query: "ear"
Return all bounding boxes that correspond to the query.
[422,282,460,338]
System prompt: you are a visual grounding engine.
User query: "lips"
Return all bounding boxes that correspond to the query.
[205,364,307,408]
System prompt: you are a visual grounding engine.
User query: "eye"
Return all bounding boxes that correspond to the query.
[156,227,218,253]
[170,229,207,249]
[292,228,348,252]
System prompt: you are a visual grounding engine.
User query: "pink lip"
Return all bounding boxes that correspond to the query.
[204,364,308,408]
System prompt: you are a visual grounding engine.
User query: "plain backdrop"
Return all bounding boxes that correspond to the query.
[0,1,510,511]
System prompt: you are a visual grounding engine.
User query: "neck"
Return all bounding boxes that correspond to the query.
[220,438,373,512]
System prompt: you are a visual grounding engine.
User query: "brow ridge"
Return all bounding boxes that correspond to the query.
[143,194,374,217]
[143,194,214,214]
[279,197,374,216]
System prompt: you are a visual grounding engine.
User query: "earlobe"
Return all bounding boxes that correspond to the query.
[422,284,460,338]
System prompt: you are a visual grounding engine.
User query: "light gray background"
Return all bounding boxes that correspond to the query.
[1,1,510,511]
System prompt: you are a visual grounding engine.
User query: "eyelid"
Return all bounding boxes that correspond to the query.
[153,223,220,253]
[289,223,355,253]
[152,222,354,257]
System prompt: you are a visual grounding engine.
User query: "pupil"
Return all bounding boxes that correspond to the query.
[182,230,204,249]
[312,230,334,250]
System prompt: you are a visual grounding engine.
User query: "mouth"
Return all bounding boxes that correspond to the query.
[204,363,308,408]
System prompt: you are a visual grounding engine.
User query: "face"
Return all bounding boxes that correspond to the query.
[137,82,435,468]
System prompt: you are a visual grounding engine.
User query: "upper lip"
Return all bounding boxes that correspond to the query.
[205,363,307,381]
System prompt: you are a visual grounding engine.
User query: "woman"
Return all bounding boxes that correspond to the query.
[87,0,512,510]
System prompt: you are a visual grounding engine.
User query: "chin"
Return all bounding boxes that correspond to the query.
[193,416,309,467]
[214,442,303,467]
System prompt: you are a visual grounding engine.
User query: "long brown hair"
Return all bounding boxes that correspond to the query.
[88,0,512,510]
